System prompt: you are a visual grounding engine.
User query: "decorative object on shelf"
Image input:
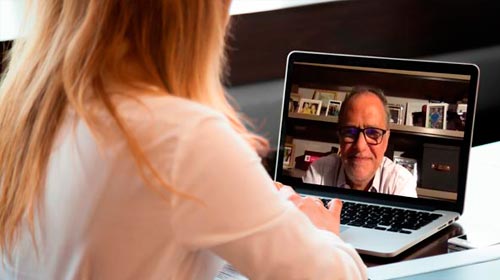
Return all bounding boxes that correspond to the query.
[394,156,418,180]
[298,98,322,115]
[313,90,347,115]
[325,99,342,117]
[297,87,315,99]
[456,104,467,115]
[283,143,295,169]
[289,93,300,113]
[456,103,467,130]
[388,103,405,125]
[405,101,427,126]
[425,103,448,129]
[314,90,348,105]
[446,103,468,131]
[314,90,336,105]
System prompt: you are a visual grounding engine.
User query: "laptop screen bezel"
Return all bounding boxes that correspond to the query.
[274,50,479,214]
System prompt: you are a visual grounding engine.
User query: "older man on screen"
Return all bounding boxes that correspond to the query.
[303,87,417,198]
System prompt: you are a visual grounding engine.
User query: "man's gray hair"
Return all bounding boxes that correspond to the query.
[338,86,391,127]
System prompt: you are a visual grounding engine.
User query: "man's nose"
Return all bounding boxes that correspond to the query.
[354,132,369,150]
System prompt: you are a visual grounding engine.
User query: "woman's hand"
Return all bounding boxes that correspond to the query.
[275,182,343,235]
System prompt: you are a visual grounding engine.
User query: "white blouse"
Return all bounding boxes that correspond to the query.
[1,94,366,279]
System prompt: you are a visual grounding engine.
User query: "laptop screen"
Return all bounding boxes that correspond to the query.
[275,51,479,213]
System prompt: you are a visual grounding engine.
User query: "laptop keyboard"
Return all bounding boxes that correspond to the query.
[321,199,442,234]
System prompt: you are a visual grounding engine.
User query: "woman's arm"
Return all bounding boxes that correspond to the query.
[168,115,366,279]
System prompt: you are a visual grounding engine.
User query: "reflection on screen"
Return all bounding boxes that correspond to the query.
[281,62,471,202]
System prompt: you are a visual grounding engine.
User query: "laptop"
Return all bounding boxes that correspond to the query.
[274,51,479,257]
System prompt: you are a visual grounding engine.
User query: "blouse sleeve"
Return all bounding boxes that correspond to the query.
[168,115,367,279]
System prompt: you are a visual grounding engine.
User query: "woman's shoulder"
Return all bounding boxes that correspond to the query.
[85,92,231,148]
[125,93,221,116]
[113,93,225,128]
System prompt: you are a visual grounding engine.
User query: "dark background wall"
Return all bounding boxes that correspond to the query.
[225,0,500,147]
[226,0,500,86]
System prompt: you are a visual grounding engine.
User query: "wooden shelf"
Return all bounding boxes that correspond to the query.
[289,112,464,139]
[289,112,338,123]
[389,124,464,139]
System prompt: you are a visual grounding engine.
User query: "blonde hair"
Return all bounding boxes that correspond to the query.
[0,0,269,255]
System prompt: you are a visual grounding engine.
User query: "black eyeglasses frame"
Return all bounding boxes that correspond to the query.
[338,126,388,145]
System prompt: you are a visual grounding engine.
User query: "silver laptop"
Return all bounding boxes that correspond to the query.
[274,51,479,257]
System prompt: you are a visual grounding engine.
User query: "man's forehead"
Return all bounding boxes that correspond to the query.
[349,91,383,104]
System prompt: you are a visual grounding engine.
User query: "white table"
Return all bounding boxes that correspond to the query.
[458,141,500,243]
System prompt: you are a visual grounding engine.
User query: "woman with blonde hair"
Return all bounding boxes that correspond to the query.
[0,0,366,279]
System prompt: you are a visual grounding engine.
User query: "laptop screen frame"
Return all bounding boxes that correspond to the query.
[274,51,479,214]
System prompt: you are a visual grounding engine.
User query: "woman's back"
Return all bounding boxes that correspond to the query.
[2,95,235,279]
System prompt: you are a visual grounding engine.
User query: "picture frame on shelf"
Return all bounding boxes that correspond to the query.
[425,103,448,129]
[325,100,342,117]
[405,101,427,126]
[283,143,295,169]
[298,98,322,115]
[314,90,348,105]
[388,103,405,125]
[313,90,336,106]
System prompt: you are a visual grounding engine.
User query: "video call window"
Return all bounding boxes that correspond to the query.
[281,62,471,202]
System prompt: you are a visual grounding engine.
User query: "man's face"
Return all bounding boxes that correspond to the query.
[339,92,389,188]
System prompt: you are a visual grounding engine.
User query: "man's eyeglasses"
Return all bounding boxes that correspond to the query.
[339,126,387,145]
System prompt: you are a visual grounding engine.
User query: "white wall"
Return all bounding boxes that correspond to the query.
[230,0,342,15]
[0,0,25,41]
